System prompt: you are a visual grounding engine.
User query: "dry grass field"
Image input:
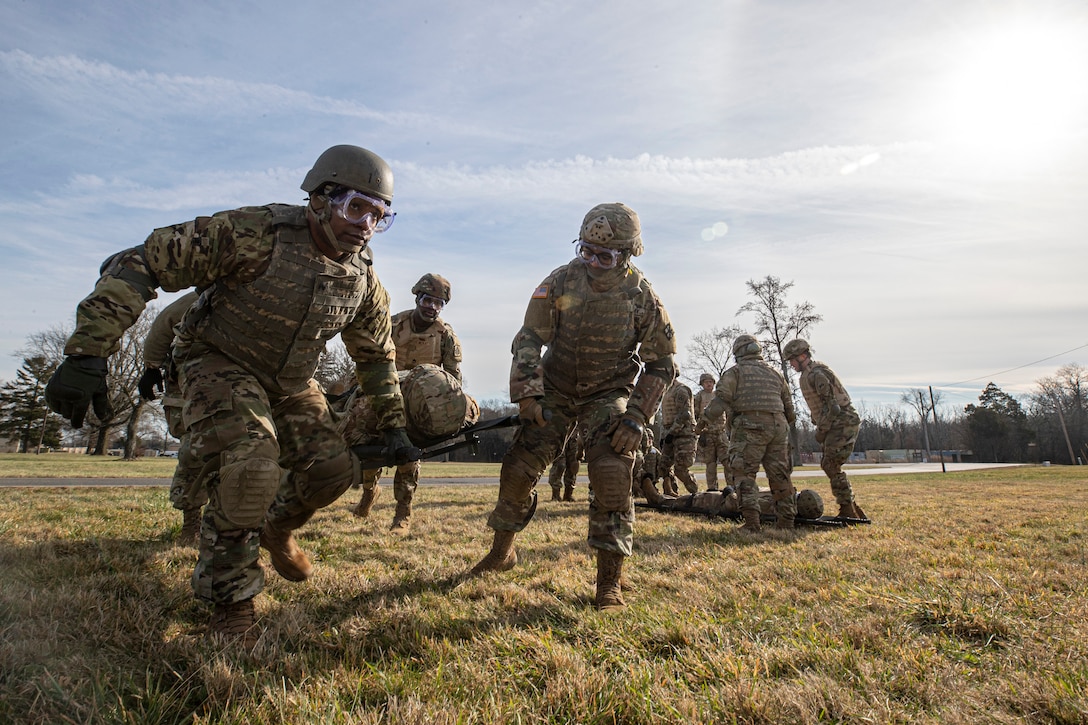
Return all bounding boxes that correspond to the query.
[1,466,1085,724]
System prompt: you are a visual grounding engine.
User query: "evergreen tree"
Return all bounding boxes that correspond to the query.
[965,382,1033,462]
[0,356,62,452]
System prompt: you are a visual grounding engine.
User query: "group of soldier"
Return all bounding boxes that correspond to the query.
[43,143,864,647]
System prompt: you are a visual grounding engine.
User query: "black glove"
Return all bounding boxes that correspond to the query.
[45,356,111,428]
[137,367,164,400]
[384,427,420,466]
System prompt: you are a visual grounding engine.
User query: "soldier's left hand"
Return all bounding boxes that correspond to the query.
[137,367,164,400]
[609,415,643,455]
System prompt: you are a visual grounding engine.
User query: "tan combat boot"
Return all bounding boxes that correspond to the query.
[210,597,258,648]
[390,501,411,535]
[352,485,380,519]
[468,530,518,576]
[741,507,762,533]
[178,507,201,546]
[639,478,667,506]
[595,550,626,611]
[259,522,313,582]
[562,485,575,502]
[775,515,795,530]
[550,487,562,501]
[838,501,863,519]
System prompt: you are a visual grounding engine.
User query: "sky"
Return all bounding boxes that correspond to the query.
[2,0,1087,418]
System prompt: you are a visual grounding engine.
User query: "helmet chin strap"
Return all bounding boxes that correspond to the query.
[307,197,366,256]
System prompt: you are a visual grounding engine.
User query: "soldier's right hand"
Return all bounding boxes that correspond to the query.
[517,398,548,427]
[137,367,164,401]
[45,356,112,428]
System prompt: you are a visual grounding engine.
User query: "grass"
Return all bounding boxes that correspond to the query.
[1,466,1086,723]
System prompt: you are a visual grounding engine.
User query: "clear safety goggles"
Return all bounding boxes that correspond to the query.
[329,188,396,233]
[417,293,446,310]
[575,240,622,269]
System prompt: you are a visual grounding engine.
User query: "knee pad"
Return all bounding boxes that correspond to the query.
[586,440,634,510]
[297,450,359,510]
[500,447,544,495]
[217,444,282,529]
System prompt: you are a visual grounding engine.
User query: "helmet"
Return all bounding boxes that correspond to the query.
[412,273,451,302]
[301,145,394,203]
[579,202,643,257]
[733,334,761,358]
[699,373,715,385]
[796,489,824,519]
[784,339,810,360]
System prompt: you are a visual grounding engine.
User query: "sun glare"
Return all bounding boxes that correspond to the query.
[933,17,1088,163]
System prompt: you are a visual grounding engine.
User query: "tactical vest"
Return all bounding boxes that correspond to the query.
[196,205,368,396]
[391,310,447,371]
[662,382,692,427]
[542,263,644,399]
[730,357,786,414]
[801,361,854,426]
[694,389,725,431]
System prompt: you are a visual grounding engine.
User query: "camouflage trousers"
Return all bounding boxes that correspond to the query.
[547,435,581,492]
[179,347,356,606]
[487,389,635,556]
[361,460,420,506]
[659,433,698,493]
[727,412,796,520]
[819,413,860,506]
[696,428,731,490]
[163,402,207,513]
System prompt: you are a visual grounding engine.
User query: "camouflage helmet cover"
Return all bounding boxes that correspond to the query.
[579,202,643,257]
[784,339,811,360]
[699,373,715,385]
[733,334,761,358]
[412,273,452,302]
[796,489,824,519]
[301,144,394,203]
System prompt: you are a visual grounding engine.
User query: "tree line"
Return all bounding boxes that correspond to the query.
[3,278,1085,465]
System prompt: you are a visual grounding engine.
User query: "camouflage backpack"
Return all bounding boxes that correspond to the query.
[401,364,480,442]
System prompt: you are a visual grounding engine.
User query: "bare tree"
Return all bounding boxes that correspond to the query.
[316,338,356,394]
[683,324,744,381]
[900,388,943,461]
[736,275,822,378]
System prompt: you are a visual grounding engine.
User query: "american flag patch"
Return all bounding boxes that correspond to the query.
[531,284,549,299]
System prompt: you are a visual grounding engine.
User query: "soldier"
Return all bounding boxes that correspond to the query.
[699,335,797,532]
[468,202,676,611]
[694,372,729,491]
[658,370,698,495]
[784,339,867,519]
[547,423,583,501]
[137,290,206,545]
[44,144,414,645]
[351,273,463,533]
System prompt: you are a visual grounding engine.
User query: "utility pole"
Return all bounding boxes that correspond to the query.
[1053,396,1078,465]
[929,386,945,473]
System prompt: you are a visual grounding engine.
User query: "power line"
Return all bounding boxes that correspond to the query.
[943,343,1088,388]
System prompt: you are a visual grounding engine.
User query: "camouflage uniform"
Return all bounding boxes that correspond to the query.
[547,423,583,501]
[483,255,675,556]
[143,291,207,525]
[60,203,404,609]
[658,378,698,494]
[694,376,730,490]
[799,359,861,510]
[358,285,462,530]
[701,337,797,530]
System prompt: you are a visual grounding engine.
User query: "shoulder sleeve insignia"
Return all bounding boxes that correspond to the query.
[532,284,549,299]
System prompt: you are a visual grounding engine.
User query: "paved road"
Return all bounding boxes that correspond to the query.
[0,462,1028,488]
